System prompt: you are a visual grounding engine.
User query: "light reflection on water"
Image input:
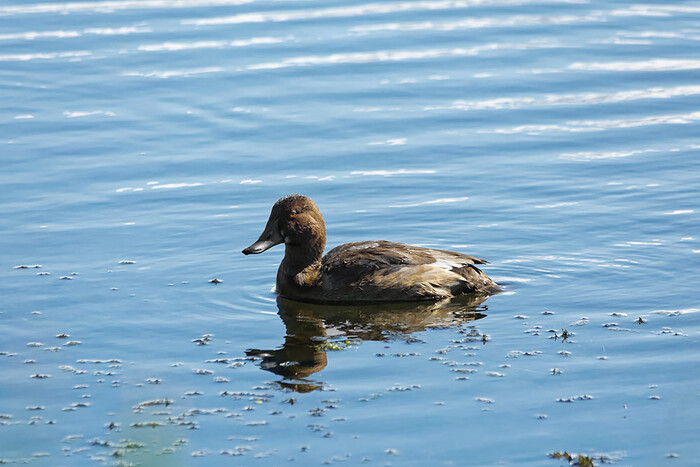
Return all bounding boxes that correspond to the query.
[1,0,699,464]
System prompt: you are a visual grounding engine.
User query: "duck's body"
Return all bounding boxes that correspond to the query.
[243,195,499,304]
[306,240,496,303]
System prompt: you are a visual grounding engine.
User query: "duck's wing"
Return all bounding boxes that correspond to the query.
[320,241,496,302]
[323,241,487,269]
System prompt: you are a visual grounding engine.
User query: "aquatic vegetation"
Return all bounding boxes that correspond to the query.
[548,451,620,466]
[556,395,595,403]
[315,339,360,352]
[130,421,163,428]
[506,350,543,358]
[133,399,172,410]
[192,335,212,345]
[548,451,596,466]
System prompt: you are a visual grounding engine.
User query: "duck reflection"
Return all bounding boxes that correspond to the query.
[245,294,490,392]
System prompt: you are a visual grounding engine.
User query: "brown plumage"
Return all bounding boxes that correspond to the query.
[243,194,500,304]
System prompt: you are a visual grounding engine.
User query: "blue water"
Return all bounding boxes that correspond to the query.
[1,0,699,465]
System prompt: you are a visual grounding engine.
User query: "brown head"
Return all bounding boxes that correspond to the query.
[242,195,326,263]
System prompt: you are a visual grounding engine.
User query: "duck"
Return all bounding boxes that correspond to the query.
[242,194,500,304]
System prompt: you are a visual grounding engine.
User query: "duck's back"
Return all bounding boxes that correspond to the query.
[317,241,499,303]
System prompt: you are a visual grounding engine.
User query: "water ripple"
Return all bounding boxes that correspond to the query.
[568,59,700,72]
[0,0,254,16]
[487,111,700,134]
[389,197,469,208]
[0,26,151,41]
[560,144,698,161]
[137,36,289,52]
[610,5,700,17]
[0,51,91,61]
[63,110,116,118]
[183,0,586,26]
[121,67,224,78]
[247,41,561,70]
[426,85,700,112]
[350,169,436,176]
[593,30,700,45]
[351,12,606,33]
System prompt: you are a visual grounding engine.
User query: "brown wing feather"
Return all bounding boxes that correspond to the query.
[323,240,487,269]
[319,241,496,302]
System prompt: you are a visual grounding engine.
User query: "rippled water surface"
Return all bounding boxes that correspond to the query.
[2,0,699,464]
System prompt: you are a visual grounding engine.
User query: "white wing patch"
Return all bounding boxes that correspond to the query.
[431,258,466,271]
[429,251,474,271]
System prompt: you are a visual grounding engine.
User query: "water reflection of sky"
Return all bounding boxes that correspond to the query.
[1,0,699,464]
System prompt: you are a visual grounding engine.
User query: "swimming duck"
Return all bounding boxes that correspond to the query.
[242,194,500,304]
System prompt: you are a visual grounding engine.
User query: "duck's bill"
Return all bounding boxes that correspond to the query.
[242,220,284,255]
[242,238,280,255]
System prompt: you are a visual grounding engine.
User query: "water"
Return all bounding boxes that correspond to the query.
[1,0,699,464]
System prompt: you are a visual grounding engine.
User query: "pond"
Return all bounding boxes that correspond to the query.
[1,0,699,465]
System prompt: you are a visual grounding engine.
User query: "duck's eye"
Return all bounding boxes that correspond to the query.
[289,211,296,218]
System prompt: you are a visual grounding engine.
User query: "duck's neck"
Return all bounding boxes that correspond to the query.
[278,239,325,290]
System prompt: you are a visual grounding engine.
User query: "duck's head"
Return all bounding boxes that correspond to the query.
[242,194,326,256]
